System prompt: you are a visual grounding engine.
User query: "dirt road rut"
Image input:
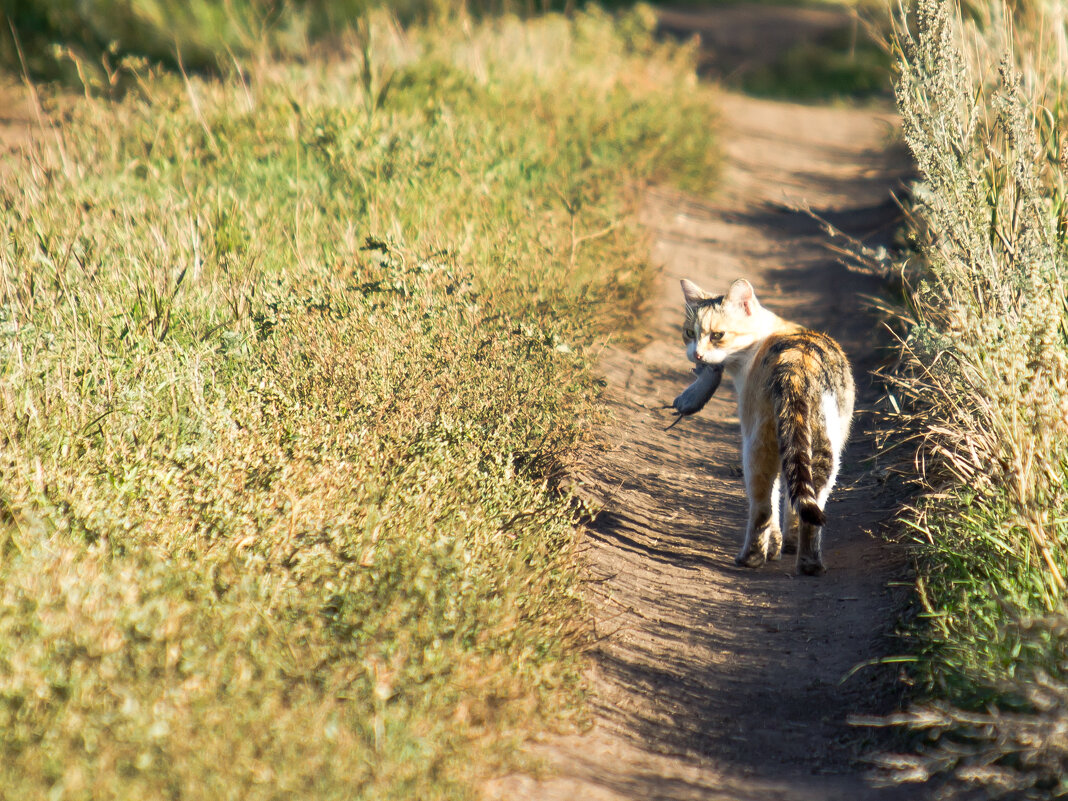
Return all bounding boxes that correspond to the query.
[488,89,928,800]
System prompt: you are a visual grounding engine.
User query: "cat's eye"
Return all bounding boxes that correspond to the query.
[683,327,695,340]
[709,332,724,342]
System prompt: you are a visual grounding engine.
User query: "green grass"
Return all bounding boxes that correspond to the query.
[0,0,478,80]
[873,0,1068,792]
[0,0,647,83]
[3,0,896,104]
[739,23,892,101]
[0,8,718,799]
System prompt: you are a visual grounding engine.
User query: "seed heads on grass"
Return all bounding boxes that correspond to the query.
[873,0,1068,792]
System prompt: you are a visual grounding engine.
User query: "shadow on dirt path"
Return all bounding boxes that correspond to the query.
[486,29,934,801]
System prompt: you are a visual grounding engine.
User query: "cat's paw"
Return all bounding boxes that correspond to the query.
[735,548,767,569]
[797,555,826,576]
[767,528,783,561]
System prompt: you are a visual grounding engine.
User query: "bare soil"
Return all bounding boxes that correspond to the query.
[486,72,932,801]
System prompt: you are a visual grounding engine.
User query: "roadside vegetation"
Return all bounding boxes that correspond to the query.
[0,6,717,800]
[1,0,897,104]
[0,0,513,79]
[873,0,1068,794]
[737,22,891,102]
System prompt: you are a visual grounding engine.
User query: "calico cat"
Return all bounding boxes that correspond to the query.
[672,278,854,575]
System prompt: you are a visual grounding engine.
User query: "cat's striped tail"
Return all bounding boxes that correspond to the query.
[775,391,826,527]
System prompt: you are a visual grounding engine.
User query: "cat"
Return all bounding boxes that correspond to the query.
[673,278,855,575]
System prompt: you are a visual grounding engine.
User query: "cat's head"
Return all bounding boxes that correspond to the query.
[680,278,767,365]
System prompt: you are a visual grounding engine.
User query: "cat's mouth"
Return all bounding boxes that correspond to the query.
[695,352,726,367]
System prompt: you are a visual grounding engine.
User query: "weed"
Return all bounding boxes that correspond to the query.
[869,0,1068,794]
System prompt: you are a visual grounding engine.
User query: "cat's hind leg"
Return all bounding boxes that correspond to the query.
[796,520,825,575]
[766,475,784,561]
[782,487,799,555]
[796,433,836,576]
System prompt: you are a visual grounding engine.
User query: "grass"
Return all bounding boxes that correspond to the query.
[868,0,1068,793]
[0,0,496,80]
[3,0,899,104]
[738,22,892,101]
[0,7,718,799]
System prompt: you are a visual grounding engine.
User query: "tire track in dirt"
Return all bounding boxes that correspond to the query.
[487,87,931,801]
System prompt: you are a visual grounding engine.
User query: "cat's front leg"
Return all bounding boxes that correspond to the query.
[736,437,778,568]
[737,502,775,568]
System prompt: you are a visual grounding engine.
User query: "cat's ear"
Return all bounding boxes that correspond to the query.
[681,279,711,306]
[726,279,757,315]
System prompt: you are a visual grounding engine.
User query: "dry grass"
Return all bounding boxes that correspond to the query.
[867,0,1068,794]
[0,8,717,799]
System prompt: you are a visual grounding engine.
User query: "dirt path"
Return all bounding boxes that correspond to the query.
[487,82,929,801]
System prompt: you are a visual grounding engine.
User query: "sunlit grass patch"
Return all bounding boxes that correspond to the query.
[0,8,718,799]
[872,0,1068,792]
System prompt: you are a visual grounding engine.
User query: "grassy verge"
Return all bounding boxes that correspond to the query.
[874,0,1068,793]
[737,21,892,102]
[3,0,896,104]
[0,8,717,800]
[0,0,507,80]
